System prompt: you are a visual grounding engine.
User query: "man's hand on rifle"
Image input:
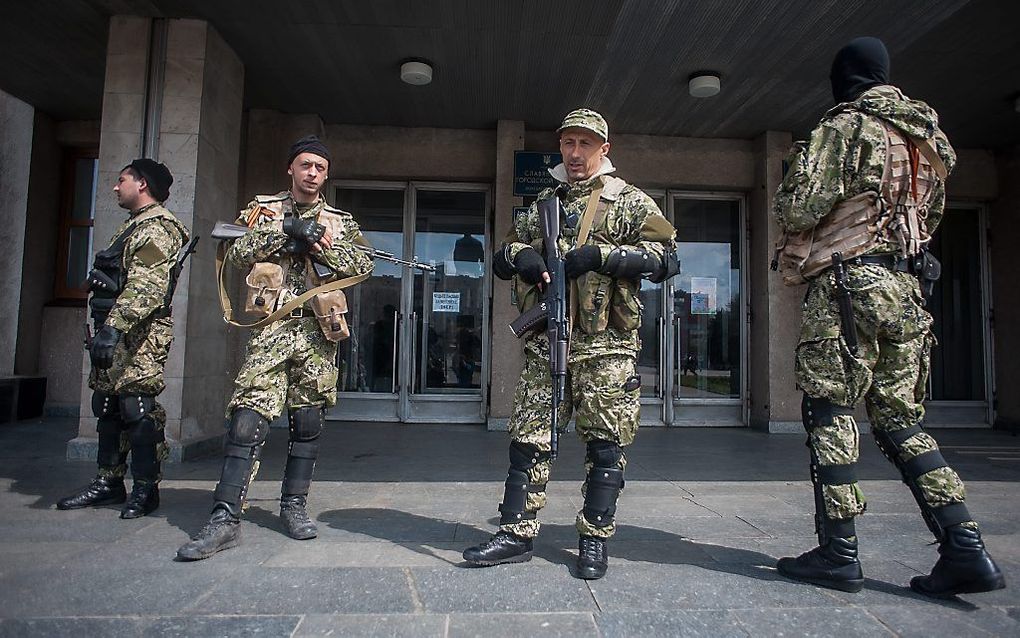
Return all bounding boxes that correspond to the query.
[564,244,602,279]
[283,218,332,254]
[514,247,551,285]
[89,324,121,370]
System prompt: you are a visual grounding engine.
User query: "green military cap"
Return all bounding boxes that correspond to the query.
[557,108,609,141]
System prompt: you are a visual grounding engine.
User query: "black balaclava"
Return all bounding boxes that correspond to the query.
[830,36,890,104]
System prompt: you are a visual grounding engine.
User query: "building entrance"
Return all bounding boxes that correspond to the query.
[638,192,747,426]
[329,181,491,423]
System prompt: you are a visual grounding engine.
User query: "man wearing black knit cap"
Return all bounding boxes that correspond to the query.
[58,159,189,519]
[178,135,373,560]
[773,37,1005,598]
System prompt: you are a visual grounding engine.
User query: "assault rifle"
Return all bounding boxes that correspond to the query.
[158,235,200,316]
[539,187,569,460]
[211,221,435,276]
[830,252,858,356]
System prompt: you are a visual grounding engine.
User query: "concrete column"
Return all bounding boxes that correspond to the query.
[747,130,803,433]
[69,17,244,461]
[487,120,525,429]
[0,89,35,375]
[991,146,1020,430]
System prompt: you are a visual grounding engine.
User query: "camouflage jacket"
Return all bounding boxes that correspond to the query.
[226,191,374,297]
[774,85,957,253]
[104,204,189,334]
[505,161,675,360]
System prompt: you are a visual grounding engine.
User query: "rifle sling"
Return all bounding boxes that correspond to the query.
[216,241,369,330]
[568,181,605,325]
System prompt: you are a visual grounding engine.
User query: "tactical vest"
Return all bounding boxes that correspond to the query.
[775,120,947,286]
[87,206,180,326]
[243,194,353,342]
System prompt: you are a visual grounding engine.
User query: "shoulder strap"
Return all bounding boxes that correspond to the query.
[574,180,605,248]
[215,242,370,329]
[909,135,948,181]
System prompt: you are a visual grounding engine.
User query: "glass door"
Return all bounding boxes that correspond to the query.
[924,204,993,425]
[668,193,746,425]
[330,181,490,423]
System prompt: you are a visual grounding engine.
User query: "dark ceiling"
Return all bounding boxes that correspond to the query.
[2,0,1018,148]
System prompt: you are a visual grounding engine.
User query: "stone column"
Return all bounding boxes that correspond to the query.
[69,17,244,461]
[0,89,35,375]
[487,120,525,429]
[747,130,803,432]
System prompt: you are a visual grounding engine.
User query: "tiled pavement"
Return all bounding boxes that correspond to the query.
[0,417,1017,636]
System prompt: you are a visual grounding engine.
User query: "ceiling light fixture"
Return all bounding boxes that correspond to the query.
[400,60,433,86]
[689,73,721,98]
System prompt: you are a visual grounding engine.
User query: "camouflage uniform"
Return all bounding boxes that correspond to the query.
[774,85,974,536]
[89,204,188,481]
[501,167,675,541]
[225,193,372,419]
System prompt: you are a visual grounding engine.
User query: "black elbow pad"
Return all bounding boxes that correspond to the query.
[600,247,659,281]
[493,245,516,280]
[648,249,679,283]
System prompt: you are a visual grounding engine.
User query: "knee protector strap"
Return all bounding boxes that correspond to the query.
[802,394,853,431]
[289,406,324,442]
[582,466,624,527]
[282,440,319,496]
[92,391,119,418]
[119,395,156,425]
[498,468,536,524]
[96,415,126,468]
[809,448,858,542]
[227,408,269,447]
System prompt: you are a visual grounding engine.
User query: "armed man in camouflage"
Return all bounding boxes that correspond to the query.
[177,136,374,561]
[462,109,677,579]
[773,37,1004,598]
[58,159,189,519]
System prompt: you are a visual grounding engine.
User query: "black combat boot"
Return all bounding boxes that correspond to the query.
[777,537,864,593]
[120,481,159,519]
[910,525,1006,598]
[462,531,534,566]
[576,535,609,580]
[56,476,127,510]
[280,494,317,540]
[176,507,241,561]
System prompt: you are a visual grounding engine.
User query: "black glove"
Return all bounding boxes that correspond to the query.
[513,247,548,285]
[282,217,326,245]
[90,325,122,370]
[564,244,602,279]
[278,237,308,255]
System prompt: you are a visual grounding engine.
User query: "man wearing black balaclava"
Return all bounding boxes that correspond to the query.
[771,37,1005,598]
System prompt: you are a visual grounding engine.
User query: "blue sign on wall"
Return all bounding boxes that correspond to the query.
[513,151,562,197]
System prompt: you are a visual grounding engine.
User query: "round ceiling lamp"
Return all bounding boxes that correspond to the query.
[689,73,721,98]
[400,60,433,86]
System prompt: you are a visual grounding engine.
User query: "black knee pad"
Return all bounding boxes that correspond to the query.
[510,441,550,470]
[214,442,263,513]
[586,439,623,469]
[119,395,156,425]
[801,394,853,431]
[227,408,270,447]
[498,468,534,525]
[289,406,324,442]
[128,416,164,482]
[92,391,119,418]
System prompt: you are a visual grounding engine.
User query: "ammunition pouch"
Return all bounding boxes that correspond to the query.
[87,244,127,325]
[244,262,285,317]
[576,271,613,334]
[873,424,972,540]
[498,442,550,525]
[307,268,350,342]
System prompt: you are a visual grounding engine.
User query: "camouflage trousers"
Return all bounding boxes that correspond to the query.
[500,333,640,540]
[89,316,172,480]
[796,264,971,525]
[227,316,338,420]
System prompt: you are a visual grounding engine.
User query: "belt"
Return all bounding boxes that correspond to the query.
[846,254,915,274]
[289,307,309,319]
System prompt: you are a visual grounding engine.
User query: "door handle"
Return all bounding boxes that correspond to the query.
[674,315,683,400]
[410,311,419,394]
[391,310,400,395]
[657,315,666,399]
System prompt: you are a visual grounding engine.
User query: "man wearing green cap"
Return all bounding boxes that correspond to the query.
[463,109,678,579]
[58,159,189,519]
